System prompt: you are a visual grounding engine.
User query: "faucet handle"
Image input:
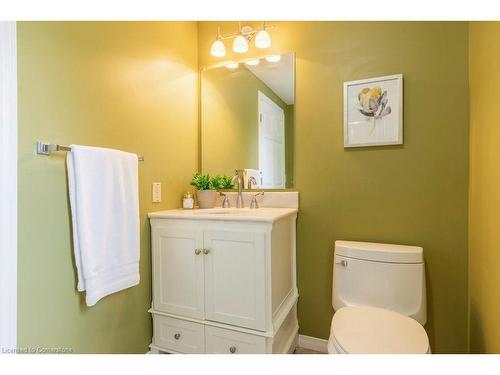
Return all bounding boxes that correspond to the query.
[250,191,264,209]
[219,192,231,208]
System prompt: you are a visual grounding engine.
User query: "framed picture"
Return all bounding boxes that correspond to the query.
[344,74,403,148]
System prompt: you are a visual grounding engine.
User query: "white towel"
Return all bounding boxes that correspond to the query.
[67,145,140,306]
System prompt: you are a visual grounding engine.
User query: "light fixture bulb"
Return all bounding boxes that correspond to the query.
[245,59,260,66]
[255,30,271,49]
[226,62,239,69]
[233,35,249,54]
[210,39,226,57]
[265,54,281,63]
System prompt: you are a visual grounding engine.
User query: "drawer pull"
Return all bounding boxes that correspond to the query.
[194,249,202,255]
[174,333,181,340]
[203,249,210,255]
[229,346,237,354]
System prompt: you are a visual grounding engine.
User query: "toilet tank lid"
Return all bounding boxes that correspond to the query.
[335,240,423,263]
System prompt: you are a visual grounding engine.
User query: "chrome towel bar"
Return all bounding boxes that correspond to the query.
[35,141,144,161]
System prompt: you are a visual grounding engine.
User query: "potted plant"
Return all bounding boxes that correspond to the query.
[190,173,217,209]
[190,173,235,209]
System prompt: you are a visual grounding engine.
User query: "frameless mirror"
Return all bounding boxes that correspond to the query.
[201,52,295,189]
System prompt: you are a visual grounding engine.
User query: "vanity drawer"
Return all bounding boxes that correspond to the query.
[205,325,267,354]
[153,315,204,353]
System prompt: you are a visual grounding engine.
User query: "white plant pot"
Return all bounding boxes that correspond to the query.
[196,189,218,209]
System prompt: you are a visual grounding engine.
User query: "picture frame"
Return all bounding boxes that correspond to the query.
[343,74,403,148]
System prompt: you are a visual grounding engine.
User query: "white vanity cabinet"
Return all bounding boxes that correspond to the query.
[148,207,298,354]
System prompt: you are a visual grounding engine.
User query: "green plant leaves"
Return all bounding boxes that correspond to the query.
[211,175,234,189]
[190,173,235,190]
[190,173,211,190]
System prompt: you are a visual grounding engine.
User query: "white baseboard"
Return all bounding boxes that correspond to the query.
[298,334,328,353]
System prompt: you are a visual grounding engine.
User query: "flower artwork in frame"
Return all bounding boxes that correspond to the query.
[343,74,403,148]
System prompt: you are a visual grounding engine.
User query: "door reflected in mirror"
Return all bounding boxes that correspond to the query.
[201,53,295,189]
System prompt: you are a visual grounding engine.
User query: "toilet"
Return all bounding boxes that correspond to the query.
[328,240,430,354]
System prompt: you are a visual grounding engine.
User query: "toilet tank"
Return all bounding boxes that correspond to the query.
[332,240,426,325]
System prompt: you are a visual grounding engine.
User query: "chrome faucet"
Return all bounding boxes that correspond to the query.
[231,169,244,208]
[247,176,257,189]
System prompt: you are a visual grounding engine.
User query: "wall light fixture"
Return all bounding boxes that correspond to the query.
[210,22,274,57]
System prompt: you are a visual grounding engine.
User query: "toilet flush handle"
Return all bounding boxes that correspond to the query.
[335,259,348,267]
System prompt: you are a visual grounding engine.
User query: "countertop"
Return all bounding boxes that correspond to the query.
[148,207,298,223]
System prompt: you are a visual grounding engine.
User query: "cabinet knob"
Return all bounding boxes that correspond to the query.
[174,333,181,340]
[229,346,237,354]
[194,249,202,255]
[335,260,348,267]
[203,249,210,255]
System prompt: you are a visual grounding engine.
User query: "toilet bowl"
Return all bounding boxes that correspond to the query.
[328,305,430,354]
[330,241,430,354]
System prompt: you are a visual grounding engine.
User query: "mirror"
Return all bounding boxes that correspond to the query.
[201,52,295,189]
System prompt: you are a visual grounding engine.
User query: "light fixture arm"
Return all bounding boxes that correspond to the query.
[216,22,275,41]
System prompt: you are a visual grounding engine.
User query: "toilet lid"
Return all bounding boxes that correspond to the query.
[331,306,429,354]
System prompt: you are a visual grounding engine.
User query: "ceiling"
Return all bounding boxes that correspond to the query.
[245,52,295,105]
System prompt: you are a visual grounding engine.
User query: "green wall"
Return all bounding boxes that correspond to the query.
[468,22,500,353]
[201,64,293,186]
[285,104,294,187]
[17,22,199,353]
[198,21,470,353]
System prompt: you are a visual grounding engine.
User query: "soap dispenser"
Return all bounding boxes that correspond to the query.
[182,192,194,209]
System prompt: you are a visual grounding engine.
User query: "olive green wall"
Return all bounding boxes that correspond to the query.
[198,22,470,353]
[201,65,293,185]
[285,104,294,187]
[469,22,500,354]
[17,22,199,353]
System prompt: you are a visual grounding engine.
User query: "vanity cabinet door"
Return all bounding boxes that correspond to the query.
[152,225,205,319]
[203,230,267,331]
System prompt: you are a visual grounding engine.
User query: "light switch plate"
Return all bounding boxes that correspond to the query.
[152,182,161,203]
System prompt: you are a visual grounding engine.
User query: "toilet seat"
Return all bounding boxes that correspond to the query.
[328,305,430,354]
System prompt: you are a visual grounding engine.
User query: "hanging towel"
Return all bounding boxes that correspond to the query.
[67,145,140,306]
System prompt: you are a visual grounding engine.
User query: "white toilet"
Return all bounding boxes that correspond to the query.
[328,240,430,354]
